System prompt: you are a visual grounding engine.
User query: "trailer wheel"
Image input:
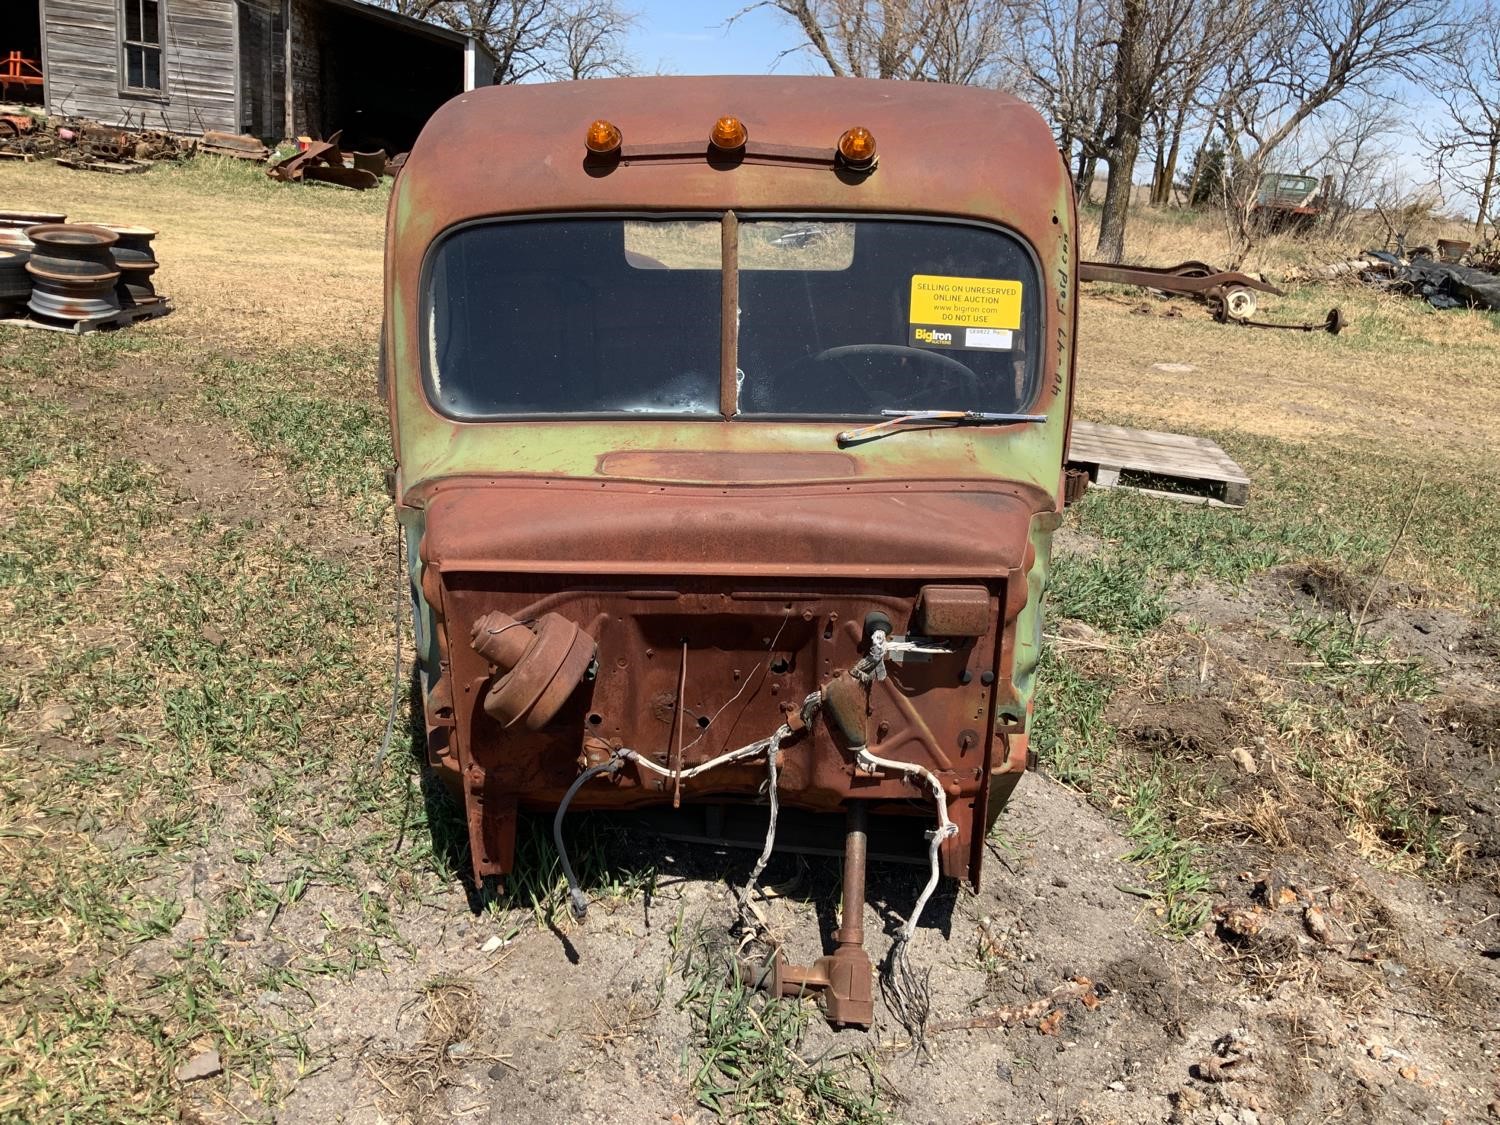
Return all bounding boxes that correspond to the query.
[1221,286,1257,320]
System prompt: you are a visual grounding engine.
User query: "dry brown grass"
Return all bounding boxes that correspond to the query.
[0,157,386,350]
[1073,208,1500,461]
[368,977,481,1123]
[1078,205,1474,276]
[1075,289,1500,458]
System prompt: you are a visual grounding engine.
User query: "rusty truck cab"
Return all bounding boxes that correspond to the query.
[386,76,1077,1025]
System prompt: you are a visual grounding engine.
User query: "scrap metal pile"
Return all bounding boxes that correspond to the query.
[1354,247,1500,311]
[0,114,194,172]
[0,211,171,334]
[0,108,401,187]
[265,131,406,190]
[1080,258,1345,333]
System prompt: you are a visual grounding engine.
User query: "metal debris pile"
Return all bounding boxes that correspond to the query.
[0,114,194,172]
[1354,247,1500,311]
[265,131,407,190]
[0,211,172,334]
[1081,258,1345,333]
[200,131,271,162]
[0,109,403,187]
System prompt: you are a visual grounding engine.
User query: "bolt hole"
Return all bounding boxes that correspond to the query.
[823,623,833,640]
[769,657,790,674]
[696,715,710,729]
[587,713,603,726]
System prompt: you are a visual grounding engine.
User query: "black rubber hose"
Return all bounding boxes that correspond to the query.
[553,757,622,921]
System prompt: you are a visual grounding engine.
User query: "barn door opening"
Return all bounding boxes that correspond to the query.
[0,1,44,107]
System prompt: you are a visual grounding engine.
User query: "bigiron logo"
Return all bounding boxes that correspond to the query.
[914,327,953,345]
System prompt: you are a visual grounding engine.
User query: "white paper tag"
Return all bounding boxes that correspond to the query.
[964,328,1014,350]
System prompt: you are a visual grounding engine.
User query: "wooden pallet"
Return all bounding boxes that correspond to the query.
[55,154,149,174]
[1068,420,1249,507]
[0,297,173,335]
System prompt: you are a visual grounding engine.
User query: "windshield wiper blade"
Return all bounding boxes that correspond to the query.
[837,410,1047,447]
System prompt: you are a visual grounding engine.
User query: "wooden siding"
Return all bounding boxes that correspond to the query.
[42,0,238,135]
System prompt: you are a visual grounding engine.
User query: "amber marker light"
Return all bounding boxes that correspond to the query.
[585,119,622,155]
[837,125,877,168]
[709,115,749,151]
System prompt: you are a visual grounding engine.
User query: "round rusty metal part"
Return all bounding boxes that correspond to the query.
[101,226,158,265]
[0,210,66,228]
[25,223,119,250]
[27,284,121,322]
[471,610,533,668]
[485,613,578,726]
[25,225,123,322]
[0,248,30,301]
[524,628,596,731]
[25,225,121,284]
[114,259,159,281]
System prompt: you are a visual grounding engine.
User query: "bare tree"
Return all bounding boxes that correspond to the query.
[1010,0,1260,257]
[375,0,638,83]
[1088,0,1252,261]
[1141,3,1247,205]
[1009,0,1113,202]
[1291,95,1402,240]
[739,0,1013,85]
[554,0,639,79]
[1091,0,1149,261]
[1426,2,1500,241]
[1216,0,1455,261]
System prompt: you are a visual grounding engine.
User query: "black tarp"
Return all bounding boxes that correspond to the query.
[1367,252,1500,310]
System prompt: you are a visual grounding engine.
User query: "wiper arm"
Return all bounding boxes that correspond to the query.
[837,409,1047,447]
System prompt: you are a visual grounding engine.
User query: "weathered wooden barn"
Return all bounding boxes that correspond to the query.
[6,0,493,152]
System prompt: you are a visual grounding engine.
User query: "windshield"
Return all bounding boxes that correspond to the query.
[423,215,1041,420]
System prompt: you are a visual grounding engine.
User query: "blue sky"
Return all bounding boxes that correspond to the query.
[625,1,817,75]
[622,1,1441,196]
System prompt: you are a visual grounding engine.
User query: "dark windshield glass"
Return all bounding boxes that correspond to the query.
[737,219,1039,416]
[423,215,1040,420]
[426,218,721,417]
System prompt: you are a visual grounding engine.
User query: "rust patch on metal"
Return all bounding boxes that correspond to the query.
[915,585,991,637]
[596,451,858,481]
[471,610,596,731]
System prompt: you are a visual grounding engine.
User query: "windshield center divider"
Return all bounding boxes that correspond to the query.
[721,211,740,417]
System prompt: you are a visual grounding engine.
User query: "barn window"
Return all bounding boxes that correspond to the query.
[120,0,165,94]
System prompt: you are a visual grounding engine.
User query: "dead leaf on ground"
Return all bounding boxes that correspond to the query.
[1304,905,1335,945]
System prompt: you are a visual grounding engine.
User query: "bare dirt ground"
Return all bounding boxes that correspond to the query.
[1,160,1497,1124]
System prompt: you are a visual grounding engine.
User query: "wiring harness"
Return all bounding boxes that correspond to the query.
[550,630,957,957]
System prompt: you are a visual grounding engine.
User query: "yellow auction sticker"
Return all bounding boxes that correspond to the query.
[909,275,1023,350]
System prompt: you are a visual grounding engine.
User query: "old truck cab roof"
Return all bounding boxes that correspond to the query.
[384,75,1078,498]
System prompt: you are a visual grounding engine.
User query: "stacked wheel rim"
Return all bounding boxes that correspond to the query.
[0,247,30,319]
[0,211,67,252]
[24,224,122,323]
[101,225,159,306]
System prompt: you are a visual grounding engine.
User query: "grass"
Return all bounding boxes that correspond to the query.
[0,156,1493,1119]
[0,322,427,1118]
[672,921,888,1124]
